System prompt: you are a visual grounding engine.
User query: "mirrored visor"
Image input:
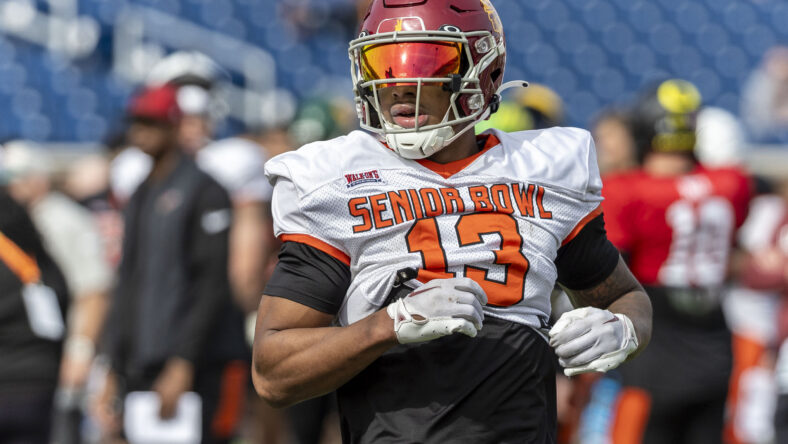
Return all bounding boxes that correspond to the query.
[360,41,461,86]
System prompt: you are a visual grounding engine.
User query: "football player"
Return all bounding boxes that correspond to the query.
[252,1,652,442]
[599,79,753,443]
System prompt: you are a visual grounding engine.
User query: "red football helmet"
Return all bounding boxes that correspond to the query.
[349,0,515,159]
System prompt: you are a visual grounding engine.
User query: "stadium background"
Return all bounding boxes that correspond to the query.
[0,0,787,149]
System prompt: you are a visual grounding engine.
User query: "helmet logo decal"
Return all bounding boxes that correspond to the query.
[395,19,403,32]
[479,0,502,34]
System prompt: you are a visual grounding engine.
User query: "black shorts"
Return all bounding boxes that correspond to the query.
[337,316,557,444]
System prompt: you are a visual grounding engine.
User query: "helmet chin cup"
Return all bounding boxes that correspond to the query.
[384,124,455,159]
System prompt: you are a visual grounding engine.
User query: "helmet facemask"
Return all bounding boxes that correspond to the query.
[349,29,504,159]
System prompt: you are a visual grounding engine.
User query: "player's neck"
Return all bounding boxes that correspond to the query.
[425,129,479,164]
[643,152,696,177]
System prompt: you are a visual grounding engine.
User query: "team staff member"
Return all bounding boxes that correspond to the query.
[0,190,69,444]
[252,1,652,442]
[98,85,247,444]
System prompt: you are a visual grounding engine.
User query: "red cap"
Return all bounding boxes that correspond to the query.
[127,85,182,124]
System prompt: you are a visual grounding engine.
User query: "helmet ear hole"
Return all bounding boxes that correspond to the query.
[490,68,502,84]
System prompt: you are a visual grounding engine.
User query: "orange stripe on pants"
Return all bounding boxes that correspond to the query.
[612,387,651,444]
[211,360,248,438]
[724,333,766,444]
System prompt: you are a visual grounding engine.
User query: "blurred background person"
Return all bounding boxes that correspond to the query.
[740,46,788,144]
[0,140,113,444]
[724,176,785,444]
[592,109,639,176]
[97,85,248,444]
[0,189,69,444]
[112,51,275,317]
[587,79,753,443]
[747,177,788,442]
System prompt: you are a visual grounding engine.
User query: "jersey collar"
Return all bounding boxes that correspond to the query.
[415,134,501,179]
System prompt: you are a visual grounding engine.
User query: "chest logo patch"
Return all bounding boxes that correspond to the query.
[345,169,383,188]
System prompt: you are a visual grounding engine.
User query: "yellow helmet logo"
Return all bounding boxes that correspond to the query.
[480,0,503,34]
[657,79,701,114]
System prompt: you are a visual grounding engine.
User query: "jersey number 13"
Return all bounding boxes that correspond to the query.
[405,213,529,307]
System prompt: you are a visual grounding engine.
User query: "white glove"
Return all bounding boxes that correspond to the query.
[549,306,638,377]
[387,277,487,344]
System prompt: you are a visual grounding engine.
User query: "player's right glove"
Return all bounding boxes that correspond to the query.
[386,277,487,344]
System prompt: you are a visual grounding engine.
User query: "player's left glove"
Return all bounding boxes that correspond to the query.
[549,306,638,377]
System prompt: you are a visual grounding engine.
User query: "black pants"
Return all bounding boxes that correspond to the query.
[0,387,55,444]
[286,392,337,444]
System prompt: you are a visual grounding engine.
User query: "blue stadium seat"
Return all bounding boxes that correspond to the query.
[628,2,662,31]
[553,21,589,55]
[76,114,108,142]
[723,3,757,33]
[669,46,703,78]
[66,88,98,117]
[572,43,608,73]
[494,2,523,22]
[11,88,42,119]
[743,25,777,58]
[1,0,785,140]
[525,43,560,74]
[601,23,634,55]
[542,67,578,100]
[696,24,729,56]
[676,2,710,33]
[536,2,570,30]
[689,68,722,102]
[19,114,52,141]
[592,68,626,101]
[506,22,543,56]
[582,1,617,32]
[649,23,682,55]
[0,63,27,95]
[566,91,600,125]
[773,4,788,35]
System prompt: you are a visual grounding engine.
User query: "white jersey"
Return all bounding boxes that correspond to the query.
[265,128,603,329]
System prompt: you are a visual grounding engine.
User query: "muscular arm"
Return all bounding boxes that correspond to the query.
[561,255,652,356]
[252,296,397,408]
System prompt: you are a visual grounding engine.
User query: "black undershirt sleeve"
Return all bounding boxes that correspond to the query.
[264,241,351,315]
[554,214,620,291]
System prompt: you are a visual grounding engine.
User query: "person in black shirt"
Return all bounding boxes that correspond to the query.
[0,189,69,444]
[97,85,247,444]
